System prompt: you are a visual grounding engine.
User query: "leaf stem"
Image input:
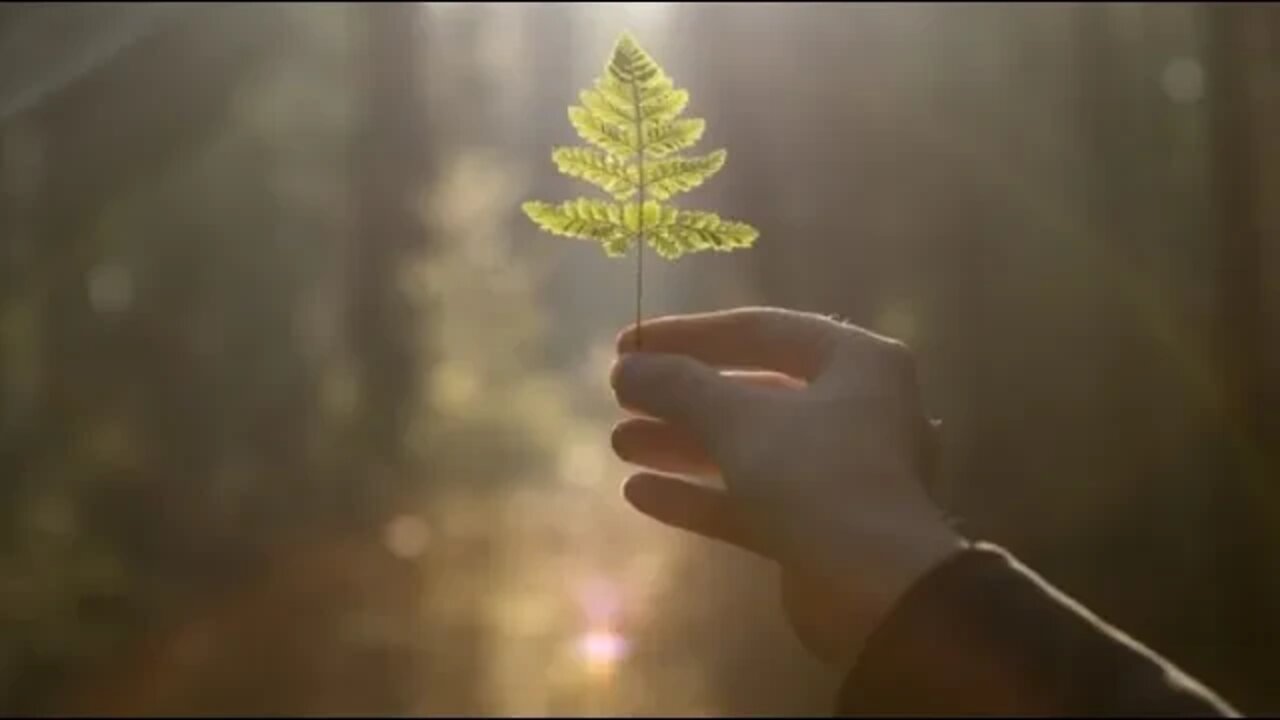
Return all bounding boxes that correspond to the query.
[630,77,646,349]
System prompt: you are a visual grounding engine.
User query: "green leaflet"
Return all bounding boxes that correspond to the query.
[522,32,759,262]
[551,147,634,200]
[652,211,758,259]
[642,151,725,201]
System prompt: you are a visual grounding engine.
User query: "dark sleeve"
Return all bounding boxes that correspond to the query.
[836,542,1240,717]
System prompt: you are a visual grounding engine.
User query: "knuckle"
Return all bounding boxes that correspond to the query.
[840,334,917,389]
[787,311,847,371]
[754,307,801,345]
[824,338,922,415]
[883,339,918,387]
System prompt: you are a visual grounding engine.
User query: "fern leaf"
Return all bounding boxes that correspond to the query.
[643,118,706,158]
[640,87,689,125]
[524,31,759,268]
[552,147,635,200]
[521,199,633,256]
[607,33,666,88]
[578,88,633,129]
[567,106,633,158]
[622,200,677,234]
[639,150,726,201]
[596,75,640,120]
[649,210,759,260]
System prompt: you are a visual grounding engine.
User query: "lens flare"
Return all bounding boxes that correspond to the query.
[577,628,629,676]
[576,576,621,626]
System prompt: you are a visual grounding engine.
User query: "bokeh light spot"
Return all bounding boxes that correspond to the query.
[576,628,630,677]
[1161,57,1204,105]
[383,514,432,560]
[87,263,134,315]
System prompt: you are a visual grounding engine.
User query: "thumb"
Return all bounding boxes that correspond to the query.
[622,473,771,559]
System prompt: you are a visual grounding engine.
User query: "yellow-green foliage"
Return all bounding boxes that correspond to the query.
[522,33,758,260]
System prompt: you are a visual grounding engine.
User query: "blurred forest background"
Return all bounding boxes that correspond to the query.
[0,1,1278,715]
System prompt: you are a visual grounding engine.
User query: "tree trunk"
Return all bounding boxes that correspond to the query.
[349,2,432,519]
[1205,3,1280,712]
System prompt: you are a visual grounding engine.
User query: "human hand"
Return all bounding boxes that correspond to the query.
[609,307,965,666]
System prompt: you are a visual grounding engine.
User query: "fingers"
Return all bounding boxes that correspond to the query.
[611,352,753,442]
[611,370,804,477]
[613,417,718,477]
[616,307,846,381]
[722,368,808,391]
[622,473,771,558]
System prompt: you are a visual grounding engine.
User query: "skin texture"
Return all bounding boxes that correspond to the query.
[608,306,966,666]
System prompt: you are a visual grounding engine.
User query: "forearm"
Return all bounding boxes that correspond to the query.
[837,542,1239,717]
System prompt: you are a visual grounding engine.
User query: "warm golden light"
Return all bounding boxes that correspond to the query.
[576,628,629,677]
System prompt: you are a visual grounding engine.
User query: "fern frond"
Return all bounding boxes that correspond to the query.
[642,118,706,158]
[622,200,677,234]
[596,76,639,120]
[607,33,666,89]
[521,199,633,256]
[639,87,689,125]
[552,147,635,200]
[525,30,759,306]
[639,150,726,201]
[567,106,633,159]
[649,210,759,260]
[578,88,632,129]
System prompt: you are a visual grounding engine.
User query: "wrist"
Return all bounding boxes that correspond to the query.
[784,515,967,669]
[853,517,968,626]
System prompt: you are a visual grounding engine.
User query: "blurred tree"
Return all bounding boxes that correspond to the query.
[348,1,433,521]
[1204,3,1280,711]
[0,4,299,711]
[1,2,437,713]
